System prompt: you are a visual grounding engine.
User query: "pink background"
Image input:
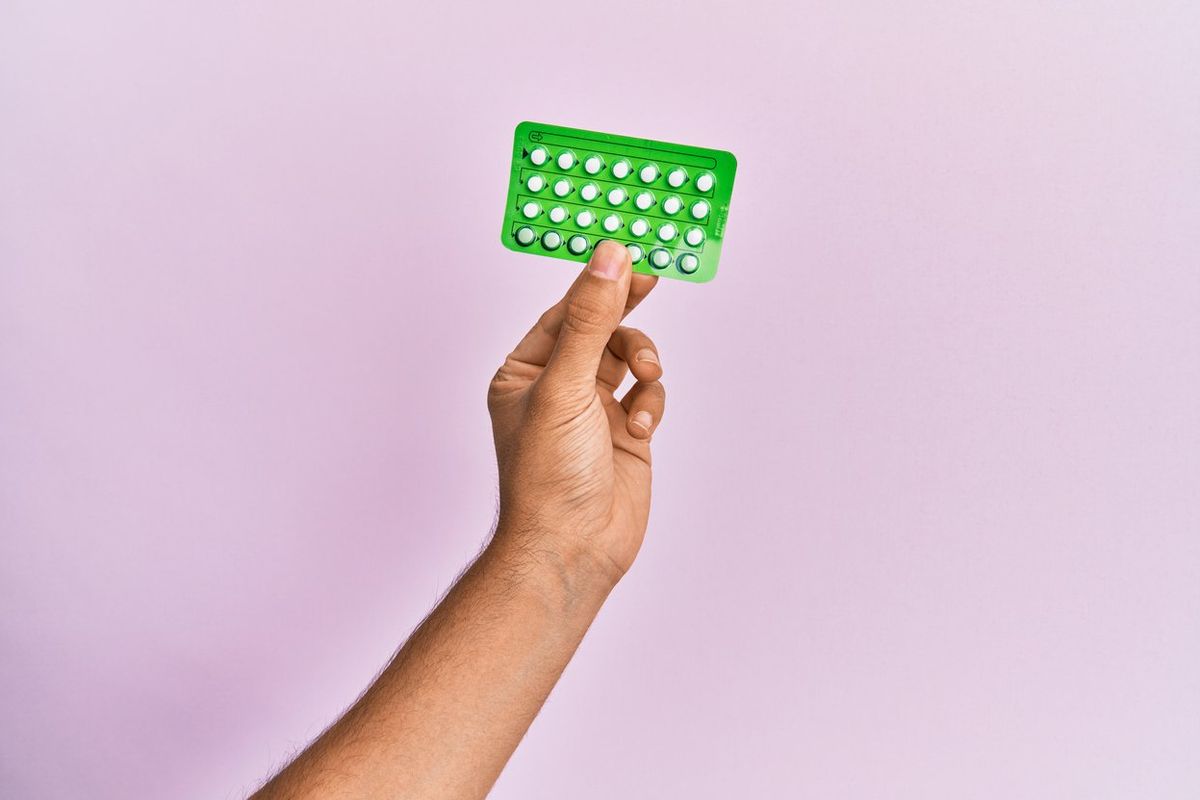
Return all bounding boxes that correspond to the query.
[3,2,1199,798]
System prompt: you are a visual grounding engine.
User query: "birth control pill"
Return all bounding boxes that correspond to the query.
[505,123,737,283]
[677,253,700,274]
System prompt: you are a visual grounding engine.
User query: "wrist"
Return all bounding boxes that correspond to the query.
[487,516,623,607]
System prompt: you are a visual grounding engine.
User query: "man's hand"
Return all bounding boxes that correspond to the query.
[251,241,668,800]
[488,240,665,584]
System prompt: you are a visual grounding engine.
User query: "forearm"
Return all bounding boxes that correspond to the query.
[253,522,616,800]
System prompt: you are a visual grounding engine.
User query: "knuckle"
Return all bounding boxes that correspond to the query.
[564,292,614,336]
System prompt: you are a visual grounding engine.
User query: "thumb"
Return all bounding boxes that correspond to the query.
[542,240,632,389]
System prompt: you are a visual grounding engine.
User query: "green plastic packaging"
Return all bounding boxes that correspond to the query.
[501,121,738,283]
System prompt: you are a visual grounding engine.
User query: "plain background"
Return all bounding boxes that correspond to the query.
[3,2,1199,798]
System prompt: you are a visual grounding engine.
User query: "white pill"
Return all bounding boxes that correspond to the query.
[677,253,700,273]
[639,163,659,183]
[549,206,568,224]
[580,183,600,202]
[521,201,540,218]
[529,146,549,166]
[685,227,705,246]
[607,187,627,205]
[576,210,595,227]
[526,174,546,192]
[695,172,714,192]
[584,155,604,174]
[603,214,621,232]
[667,168,687,188]
[567,235,589,254]
[649,248,671,269]
[542,230,562,249]
[690,200,710,219]
[556,150,576,170]
[657,222,677,241]
[634,191,654,211]
[612,160,631,179]
[515,226,536,246]
[626,244,644,263]
[630,218,650,237]
[553,179,572,197]
[662,196,682,215]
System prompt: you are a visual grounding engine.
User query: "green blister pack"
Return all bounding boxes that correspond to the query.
[501,121,738,283]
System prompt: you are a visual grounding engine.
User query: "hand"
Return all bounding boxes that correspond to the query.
[488,241,666,587]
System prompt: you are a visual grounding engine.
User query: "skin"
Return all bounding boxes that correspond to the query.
[253,240,665,799]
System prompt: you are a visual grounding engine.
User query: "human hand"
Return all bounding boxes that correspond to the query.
[487,241,666,588]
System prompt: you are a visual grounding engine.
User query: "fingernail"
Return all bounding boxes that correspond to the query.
[630,410,653,432]
[588,240,626,281]
[635,348,659,366]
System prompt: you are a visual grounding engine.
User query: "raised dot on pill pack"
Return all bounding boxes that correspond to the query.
[649,248,671,269]
[607,187,627,205]
[690,200,709,219]
[634,191,654,211]
[576,210,595,227]
[630,218,650,237]
[626,244,644,263]
[662,196,682,215]
[526,175,546,192]
[611,160,632,179]
[516,226,536,246]
[584,155,604,174]
[667,168,687,188]
[542,230,562,249]
[556,150,576,170]
[553,179,572,197]
[639,163,659,183]
[522,201,540,218]
[695,172,714,192]
[677,253,699,273]
[580,183,600,202]
[568,234,589,254]
[685,227,705,246]
[549,206,568,224]
[657,222,677,241]
[603,214,622,232]
[529,146,549,166]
